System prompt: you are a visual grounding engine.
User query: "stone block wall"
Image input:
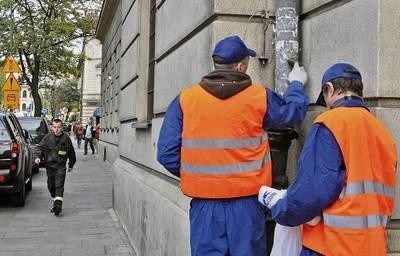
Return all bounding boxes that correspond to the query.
[96,0,400,254]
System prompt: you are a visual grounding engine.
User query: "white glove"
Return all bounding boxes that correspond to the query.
[288,62,308,84]
[258,186,285,209]
[34,158,40,165]
[305,215,321,226]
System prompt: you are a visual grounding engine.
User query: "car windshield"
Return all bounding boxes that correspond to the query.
[19,119,41,133]
[18,118,48,143]
[0,121,11,141]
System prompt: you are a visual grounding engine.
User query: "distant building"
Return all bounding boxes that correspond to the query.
[79,39,102,124]
[19,84,34,116]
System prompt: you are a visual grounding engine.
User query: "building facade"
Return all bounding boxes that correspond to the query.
[80,38,102,124]
[95,1,400,255]
[19,85,34,116]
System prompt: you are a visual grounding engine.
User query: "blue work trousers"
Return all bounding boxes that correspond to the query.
[190,196,266,256]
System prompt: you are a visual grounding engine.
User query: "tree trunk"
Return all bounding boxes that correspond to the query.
[32,89,42,117]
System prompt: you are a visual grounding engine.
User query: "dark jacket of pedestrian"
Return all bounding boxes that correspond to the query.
[83,124,96,139]
[37,131,76,169]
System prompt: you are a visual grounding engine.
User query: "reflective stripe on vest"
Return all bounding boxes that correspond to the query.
[324,214,388,229]
[182,132,269,149]
[182,133,271,174]
[339,180,396,199]
[179,84,271,198]
[182,155,271,174]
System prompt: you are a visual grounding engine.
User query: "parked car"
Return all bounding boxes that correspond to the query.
[17,117,50,173]
[0,112,34,207]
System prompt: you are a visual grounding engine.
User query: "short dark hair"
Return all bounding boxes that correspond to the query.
[52,118,63,124]
[212,56,238,70]
[324,75,363,97]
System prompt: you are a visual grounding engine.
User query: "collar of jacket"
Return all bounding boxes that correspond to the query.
[199,70,252,99]
[332,95,369,111]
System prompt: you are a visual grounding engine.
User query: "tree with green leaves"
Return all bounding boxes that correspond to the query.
[48,78,80,120]
[0,0,102,116]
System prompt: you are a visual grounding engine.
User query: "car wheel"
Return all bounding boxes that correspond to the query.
[13,182,26,207]
[26,176,32,191]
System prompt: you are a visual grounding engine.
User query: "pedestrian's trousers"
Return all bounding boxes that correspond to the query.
[46,167,66,198]
[84,138,95,153]
[190,196,266,256]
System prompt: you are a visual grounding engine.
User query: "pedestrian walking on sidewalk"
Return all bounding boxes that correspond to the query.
[34,118,76,216]
[157,35,309,256]
[73,121,84,148]
[83,118,95,155]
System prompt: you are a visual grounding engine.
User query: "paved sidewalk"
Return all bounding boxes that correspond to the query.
[0,144,134,256]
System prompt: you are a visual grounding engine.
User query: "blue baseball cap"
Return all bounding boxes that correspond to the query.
[316,63,362,106]
[212,35,256,64]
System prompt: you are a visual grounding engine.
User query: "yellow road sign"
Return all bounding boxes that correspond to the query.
[1,56,21,73]
[3,91,19,110]
[2,73,20,91]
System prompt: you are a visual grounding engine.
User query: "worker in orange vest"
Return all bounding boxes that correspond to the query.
[259,63,397,256]
[157,35,309,256]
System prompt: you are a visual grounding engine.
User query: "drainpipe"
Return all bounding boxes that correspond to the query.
[271,0,299,193]
[274,0,299,96]
[266,1,300,255]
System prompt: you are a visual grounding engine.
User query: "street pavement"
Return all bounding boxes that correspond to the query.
[0,140,135,256]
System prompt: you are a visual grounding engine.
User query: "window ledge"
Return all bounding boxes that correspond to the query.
[131,121,151,129]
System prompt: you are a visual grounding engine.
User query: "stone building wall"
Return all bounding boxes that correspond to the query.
[96,1,400,255]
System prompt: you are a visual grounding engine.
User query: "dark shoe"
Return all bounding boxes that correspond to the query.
[84,152,87,155]
[53,200,62,216]
[92,151,95,154]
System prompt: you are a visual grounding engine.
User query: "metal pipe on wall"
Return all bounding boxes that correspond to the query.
[275,0,299,95]
[270,0,300,192]
[265,1,300,255]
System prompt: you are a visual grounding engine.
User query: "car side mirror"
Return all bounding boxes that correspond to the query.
[22,129,30,141]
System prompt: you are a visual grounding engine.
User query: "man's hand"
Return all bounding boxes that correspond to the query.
[67,167,73,173]
[288,62,308,84]
[258,186,285,209]
[34,158,40,165]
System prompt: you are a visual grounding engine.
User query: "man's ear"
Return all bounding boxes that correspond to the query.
[234,62,241,72]
[325,82,335,96]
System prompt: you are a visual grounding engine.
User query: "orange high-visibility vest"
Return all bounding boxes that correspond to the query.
[179,84,271,198]
[303,107,397,256]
